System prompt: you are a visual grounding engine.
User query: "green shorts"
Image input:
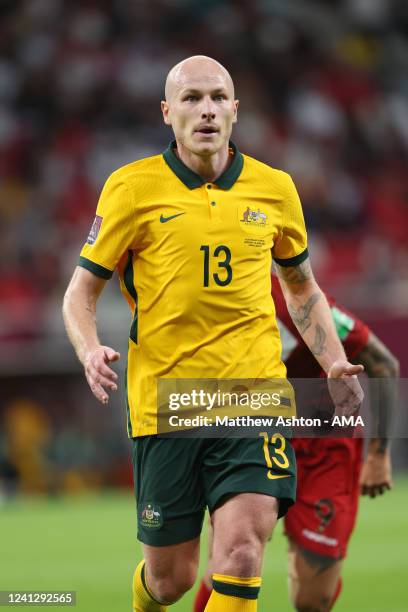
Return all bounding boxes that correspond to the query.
[132,434,296,546]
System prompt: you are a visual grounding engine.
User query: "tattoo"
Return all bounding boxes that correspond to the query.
[275,259,313,284]
[311,323,327,356]
[288,292,321,334]
[355,332,399,448]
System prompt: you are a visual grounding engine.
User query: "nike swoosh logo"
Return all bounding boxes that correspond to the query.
[267,472,291,480]
[160,213,186,223]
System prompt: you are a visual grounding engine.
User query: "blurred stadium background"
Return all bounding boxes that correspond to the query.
[0,1,407,610]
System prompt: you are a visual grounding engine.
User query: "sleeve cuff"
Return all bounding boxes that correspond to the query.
[78,256,113,279]
[273,247,309,268]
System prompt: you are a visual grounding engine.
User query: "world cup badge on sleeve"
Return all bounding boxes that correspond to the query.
[87,215,103,245]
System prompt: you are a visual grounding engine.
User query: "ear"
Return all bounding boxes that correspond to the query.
[232,99,239,124]
[161,100,171,126]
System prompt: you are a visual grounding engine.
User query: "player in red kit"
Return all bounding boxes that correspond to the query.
[194,275,398,612]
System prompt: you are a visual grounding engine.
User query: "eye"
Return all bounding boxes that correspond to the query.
[184,95,198,102]
[213,94,227,101]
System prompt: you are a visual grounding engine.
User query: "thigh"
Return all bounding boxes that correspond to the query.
[203,434,297,519]
[132,436,205,546]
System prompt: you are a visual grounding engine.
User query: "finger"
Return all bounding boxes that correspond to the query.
[343,364,364,376]
[344,403,362,416]
[88,366,118,391]
[329,362,364,378]
[104,348,121,363]
[372,485,387,497]
[334,406,346,417]
[88,379,109,404]
[92,360,118,381]
[372,482,392,495]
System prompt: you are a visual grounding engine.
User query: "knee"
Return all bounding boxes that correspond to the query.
[149,564,197,603]
[226,541,261,576]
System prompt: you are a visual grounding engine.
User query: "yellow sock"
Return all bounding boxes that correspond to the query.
[204,574,262,611]
[132,560,168,612]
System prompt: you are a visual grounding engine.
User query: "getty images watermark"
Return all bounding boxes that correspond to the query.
[155,378,394,438]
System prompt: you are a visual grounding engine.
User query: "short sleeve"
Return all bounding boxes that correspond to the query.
[78,173,135,279]
[272,174,308,266]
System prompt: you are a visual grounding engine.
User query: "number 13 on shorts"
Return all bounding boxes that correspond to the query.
[260,432,290,479]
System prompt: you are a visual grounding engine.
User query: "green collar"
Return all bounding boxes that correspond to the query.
[162,140,244,190]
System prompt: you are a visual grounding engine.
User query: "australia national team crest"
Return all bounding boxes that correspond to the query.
[238,204,269,235]
[87,215,103,245]
[140,503,163,529]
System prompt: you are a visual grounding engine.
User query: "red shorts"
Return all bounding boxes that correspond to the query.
[284,438,363,559]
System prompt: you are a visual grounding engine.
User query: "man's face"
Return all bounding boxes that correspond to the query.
[162,69,238,156]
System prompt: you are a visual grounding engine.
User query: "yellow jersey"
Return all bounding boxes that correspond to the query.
[79,142,308,437]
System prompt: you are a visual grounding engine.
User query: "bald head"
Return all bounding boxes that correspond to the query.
[165,55,234,102]
[161,55,238,159]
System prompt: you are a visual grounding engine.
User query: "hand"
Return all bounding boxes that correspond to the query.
[84,346,120,404]
[360,448,393,498]
[327,360,364,416]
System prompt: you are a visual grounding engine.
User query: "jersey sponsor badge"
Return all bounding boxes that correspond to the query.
[87,215,103,245]
[140,503,163,529]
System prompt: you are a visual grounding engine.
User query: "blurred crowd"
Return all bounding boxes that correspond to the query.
[0,377,131,498]
[1,0,408,343]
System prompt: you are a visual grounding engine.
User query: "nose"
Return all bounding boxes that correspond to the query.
[200,96,216,120]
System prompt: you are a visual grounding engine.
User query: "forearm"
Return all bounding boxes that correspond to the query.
[62,267,105,365]
[356,335,400,451]
[278,271,347,373]
[368,378,395,452]
[63,291,100,365]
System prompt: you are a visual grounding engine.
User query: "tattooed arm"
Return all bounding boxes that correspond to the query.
[275,257,364,414]
[354,332,399,497]
[355,332,399,451]
[276,258,350,371]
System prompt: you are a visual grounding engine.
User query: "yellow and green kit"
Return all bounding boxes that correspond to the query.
[79,141,308,438]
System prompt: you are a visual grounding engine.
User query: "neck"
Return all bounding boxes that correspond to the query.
[175,142,230,182]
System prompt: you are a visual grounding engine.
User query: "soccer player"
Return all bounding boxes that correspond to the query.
[62,56,364,612]
[194,276,398,612]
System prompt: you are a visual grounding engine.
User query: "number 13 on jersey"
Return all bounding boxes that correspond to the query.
[200,245,232,287]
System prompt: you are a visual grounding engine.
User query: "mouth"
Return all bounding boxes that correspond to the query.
[195,126,219,135]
